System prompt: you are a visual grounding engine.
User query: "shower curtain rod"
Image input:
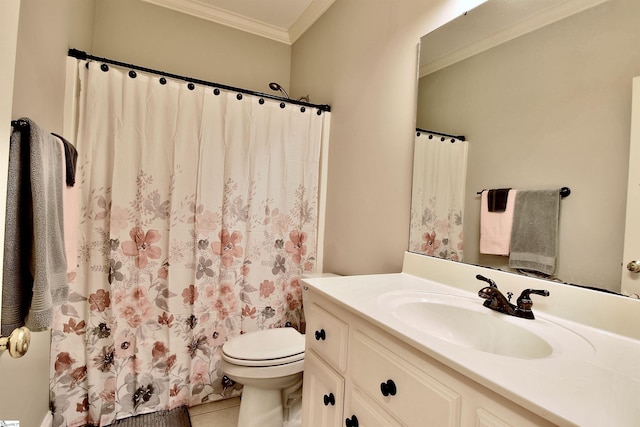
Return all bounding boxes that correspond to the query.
[67,48,331,112]
[416,127,466,141]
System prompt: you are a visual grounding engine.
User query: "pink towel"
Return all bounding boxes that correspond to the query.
[480,189,517,255]
[55,136,79,276]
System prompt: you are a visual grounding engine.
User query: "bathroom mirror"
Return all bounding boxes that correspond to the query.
[412,0,640,293]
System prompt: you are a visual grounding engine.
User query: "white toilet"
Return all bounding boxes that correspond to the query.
[221,327,305,427]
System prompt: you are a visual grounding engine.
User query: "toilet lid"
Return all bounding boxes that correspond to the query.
[222,328,305,365]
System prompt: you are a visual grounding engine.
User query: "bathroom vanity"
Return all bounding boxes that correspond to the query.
[301,252,640,426]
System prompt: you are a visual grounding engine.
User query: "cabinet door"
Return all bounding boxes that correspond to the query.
[350,331,461,427]
[305,302,349,372]
[473,403,554,427]
[344,388,403,427]
[476,408,512,427]
[302,350,345,427]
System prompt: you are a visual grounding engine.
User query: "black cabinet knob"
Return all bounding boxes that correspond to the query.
[345,415,359,427]
[315,329,326,341]
[323,393,335,406]
[380,379,397,397]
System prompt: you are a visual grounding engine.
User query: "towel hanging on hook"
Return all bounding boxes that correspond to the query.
[10,119,30,129]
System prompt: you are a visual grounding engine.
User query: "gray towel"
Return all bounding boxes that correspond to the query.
[1,123,33,335]
[508,189,560,276]
[1,118,68,335]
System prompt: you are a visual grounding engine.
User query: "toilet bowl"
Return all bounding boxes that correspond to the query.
[221,327,305,427]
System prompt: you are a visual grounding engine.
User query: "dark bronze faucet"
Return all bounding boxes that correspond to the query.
[476,275,549,320]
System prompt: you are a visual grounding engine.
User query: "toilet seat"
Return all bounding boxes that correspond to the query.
[222,328,305,367]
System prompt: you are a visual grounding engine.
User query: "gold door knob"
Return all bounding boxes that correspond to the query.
[0,326,31,358]
[627,260,640,273]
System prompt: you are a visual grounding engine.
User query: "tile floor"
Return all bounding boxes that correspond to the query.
[188,397,241,427]
[188,396,303,427]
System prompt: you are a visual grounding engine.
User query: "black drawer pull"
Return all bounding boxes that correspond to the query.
[315,329,326,341]
[323,392,335,406]
[345,415,359,427]
[380,379,397,396]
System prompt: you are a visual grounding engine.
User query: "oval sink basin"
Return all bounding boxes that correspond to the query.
[379,291,592,359]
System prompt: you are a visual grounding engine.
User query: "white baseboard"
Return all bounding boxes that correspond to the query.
[39,411,52,427]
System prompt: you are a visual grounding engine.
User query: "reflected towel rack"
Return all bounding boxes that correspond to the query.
[416,127,466,141]
[477,187,571,198]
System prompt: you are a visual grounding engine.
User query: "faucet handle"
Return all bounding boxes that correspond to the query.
[516,289,550,312]
[476,274,498,288]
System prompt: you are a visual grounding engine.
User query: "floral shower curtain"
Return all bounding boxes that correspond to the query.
[50,60,330,427]
[409,132,467,261]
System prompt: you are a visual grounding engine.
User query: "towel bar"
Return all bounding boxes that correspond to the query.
[477,187,571,198]
[0,326,31,358]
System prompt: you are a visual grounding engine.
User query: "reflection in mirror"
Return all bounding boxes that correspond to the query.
[412,0,640,293]
[409,131,467,262]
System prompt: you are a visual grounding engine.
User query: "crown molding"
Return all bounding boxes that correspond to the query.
[289,0,335,44]
[142,0,335,45]
[142,0,288,43]
[420,0,611,77]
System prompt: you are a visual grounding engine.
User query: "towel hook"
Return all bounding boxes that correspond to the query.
[0,326,31,358]
[10,119,29,129]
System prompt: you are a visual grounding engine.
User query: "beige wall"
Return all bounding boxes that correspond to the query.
[0,1,20,316]
[2,1,95,425]
[92,0,292,94]
[417,0,640,291]
[12,0,95,130]
[0,0,488,422]
[1,1,298,424]
[290,0,486,275]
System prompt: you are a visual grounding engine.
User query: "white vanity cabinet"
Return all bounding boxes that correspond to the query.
[302,288,557,427]
[302,301,349,427]
[348,330,461,426]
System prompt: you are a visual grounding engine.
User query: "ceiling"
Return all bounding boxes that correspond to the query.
[141,0,335,45]
[420,0,610,76]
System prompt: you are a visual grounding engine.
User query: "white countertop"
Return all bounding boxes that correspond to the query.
[302,270,640,426]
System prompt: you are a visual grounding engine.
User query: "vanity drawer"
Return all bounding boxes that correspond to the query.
[350,330,461,427]
[304,302,349,372]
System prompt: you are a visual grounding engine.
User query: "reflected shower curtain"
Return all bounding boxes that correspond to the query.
[409,133,467,261]
[50,60,329,427]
